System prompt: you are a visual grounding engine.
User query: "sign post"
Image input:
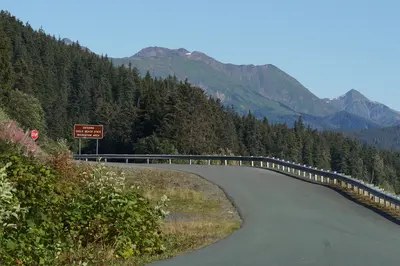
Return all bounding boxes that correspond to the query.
[73,124,104,155]
[30,129,39,141]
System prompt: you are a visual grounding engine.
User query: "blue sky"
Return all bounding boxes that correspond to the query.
[2,0,400,109]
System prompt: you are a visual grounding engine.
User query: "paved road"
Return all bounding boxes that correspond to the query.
[114,164,400,266]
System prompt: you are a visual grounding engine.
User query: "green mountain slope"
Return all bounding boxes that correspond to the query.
[112,47,338,117]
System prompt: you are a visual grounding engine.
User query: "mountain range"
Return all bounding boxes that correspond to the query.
[111,47,400,131]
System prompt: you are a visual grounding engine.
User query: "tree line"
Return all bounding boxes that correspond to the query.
[0,10,399,193]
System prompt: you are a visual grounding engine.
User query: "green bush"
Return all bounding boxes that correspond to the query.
[0,153,66,265]
[0,161,26,231]
[1,90,46,134]
[60,164,167,264]
[0,107,9,123]
[0,143,168,265]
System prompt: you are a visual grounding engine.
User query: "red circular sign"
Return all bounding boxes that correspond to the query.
[31,130,39,140]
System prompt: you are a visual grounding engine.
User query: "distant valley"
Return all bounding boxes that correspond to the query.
[111,46,400,131]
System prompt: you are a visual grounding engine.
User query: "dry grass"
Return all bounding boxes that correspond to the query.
[104,166,242,266]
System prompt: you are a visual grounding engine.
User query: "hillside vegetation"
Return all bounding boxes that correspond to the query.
[345,125,400,152]
[0,10,400,195]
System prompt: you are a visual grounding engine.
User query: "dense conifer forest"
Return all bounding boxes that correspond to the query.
[0,10,399,193]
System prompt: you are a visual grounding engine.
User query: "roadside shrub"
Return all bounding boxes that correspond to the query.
[60,164,168,264]
[0,162,26,230]
[0,153,66,265]
[0,107,9,122]
[0,141,169,265]
[44,138,77,180]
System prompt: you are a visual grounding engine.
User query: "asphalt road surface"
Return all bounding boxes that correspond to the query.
[112,163,400,266]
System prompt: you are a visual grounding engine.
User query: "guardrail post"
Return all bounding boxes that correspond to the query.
[239,160,242,166]
[225,160,227,166]
[104,158,107,162]
[309,173,312,179]
[251,161,254,167]
[126,159,128,163]
[208,160,211,165]
[272,163,275,168]
[260,161,263,167]
[287,167,290,172]
[189,159,192,165]
[266,162,269,168]
[169,159,172,164]
[147,158,149,164]
[85,158,88,162]
[321,176,324,183]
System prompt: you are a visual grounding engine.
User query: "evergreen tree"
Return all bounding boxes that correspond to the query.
[0,23,13,93]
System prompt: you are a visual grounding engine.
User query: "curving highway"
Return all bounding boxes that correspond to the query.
[113,163,400,266]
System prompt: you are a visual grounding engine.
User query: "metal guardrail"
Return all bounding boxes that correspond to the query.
[73,154,400,212]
